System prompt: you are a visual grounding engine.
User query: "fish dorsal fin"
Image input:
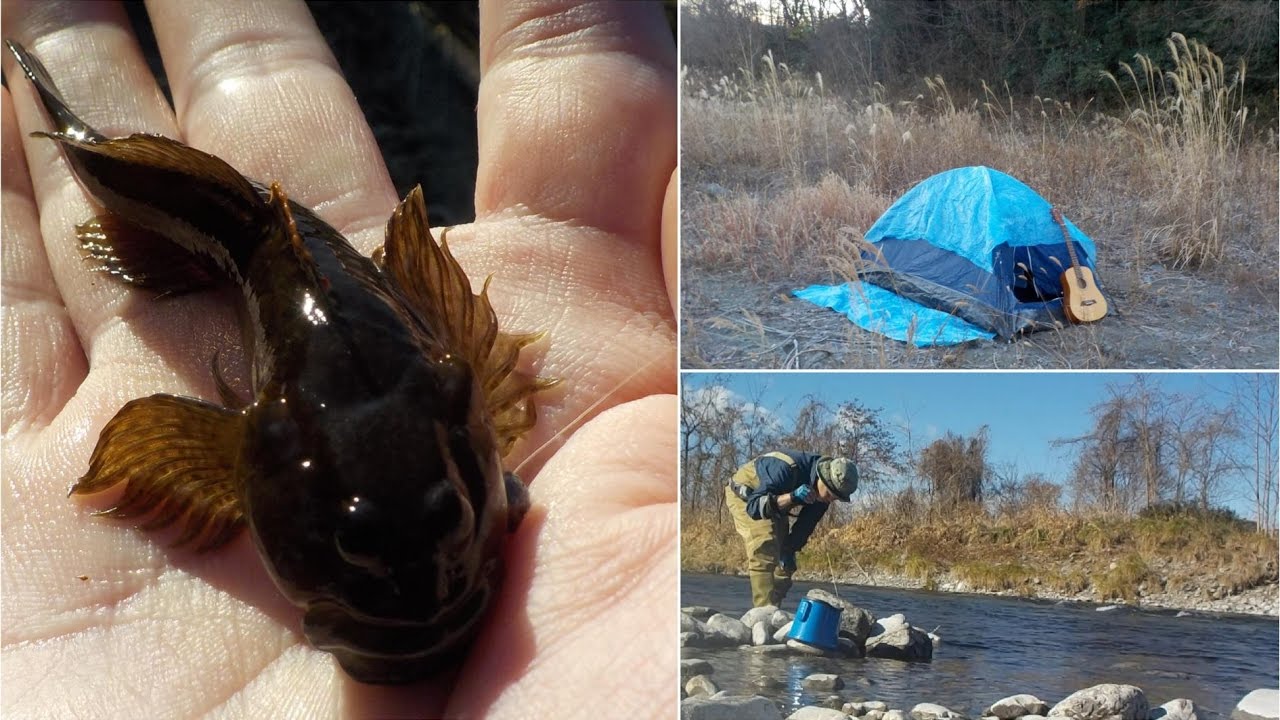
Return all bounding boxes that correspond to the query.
[380,186,554,456]
[71,394,245,552]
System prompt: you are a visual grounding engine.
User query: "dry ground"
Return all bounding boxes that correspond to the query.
[681,216,1279,370]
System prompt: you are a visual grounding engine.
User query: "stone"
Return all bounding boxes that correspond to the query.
[805,588,877,644]
[1233,690,1280,720]
[865,624,933,662]
[989,695,1051,719]
[912,703,964,720]
[863,702,889,713]
[802,673,845,691]
[685,674,720,698]
[705,613,753,646]
[742,605,780,628]
[843,702,865,716]
[772,609,794,630]
[1151,699,1197,720]
[787,638,843,656]
[680,632,698,647]
[749,644,794,655]
[753,621,772,646]
[752,674,786,691]
[864,712,884,720]
[774,621,795,643]
[683,694,785,720]
[682,613,706,634]
[820,696,847,710]
[1048,684,1148,720]
[787,707,853,720]
[683,606,716,620]
[680,658,714,685]
[884,711,907,720]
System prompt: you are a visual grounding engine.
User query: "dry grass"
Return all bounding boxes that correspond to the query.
[682,506,1279,604]
[681,38,1278,368]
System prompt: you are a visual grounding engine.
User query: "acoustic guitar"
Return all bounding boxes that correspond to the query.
[1050,207,1108,323]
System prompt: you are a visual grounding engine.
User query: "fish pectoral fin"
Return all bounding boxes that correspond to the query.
[382,186,553,455]
[78,213,223,294]
[71,394,246,552]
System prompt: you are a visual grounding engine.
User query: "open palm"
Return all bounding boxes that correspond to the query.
[1,1,676,717]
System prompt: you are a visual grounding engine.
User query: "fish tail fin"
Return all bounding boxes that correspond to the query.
[4,39,105,141]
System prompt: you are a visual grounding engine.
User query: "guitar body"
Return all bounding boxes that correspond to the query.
[1060,266,1108,323]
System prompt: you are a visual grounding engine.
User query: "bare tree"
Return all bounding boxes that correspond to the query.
[1235,375,1280,534]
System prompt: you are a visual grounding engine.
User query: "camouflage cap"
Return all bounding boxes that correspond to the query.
[818,457,858,501]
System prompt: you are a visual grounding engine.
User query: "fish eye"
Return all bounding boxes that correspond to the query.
[334,495,389,577]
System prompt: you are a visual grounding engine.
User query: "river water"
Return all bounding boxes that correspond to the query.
[682,573,1279,719]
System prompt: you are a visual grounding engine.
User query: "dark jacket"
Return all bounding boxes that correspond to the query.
[744,450,828,554]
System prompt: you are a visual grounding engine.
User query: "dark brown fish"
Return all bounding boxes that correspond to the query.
[5,40,552,684]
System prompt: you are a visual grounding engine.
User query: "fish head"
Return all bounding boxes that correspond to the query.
[239,354,520,684]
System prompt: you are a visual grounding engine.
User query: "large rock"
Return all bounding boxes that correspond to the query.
[680,632,698,647]
[705,613,753,646]
[989,695,1050,719]
[681,658,714,685]
[686,674,721,698]
[806,588,877,645]
[683,694,784,720]
[912,704,965,720]
[865,623,933,661]
[772,609,794,630]
[802,673,845,691]
[682,613,707,635]
[788,707,852,720]
[1233,690,1280,720]
[1151,700,1197,720]
[1048,684,1148,720]
[752,621,772,646]
[774,621,794,643]
[742,605,780,628]
[884,711,907,720]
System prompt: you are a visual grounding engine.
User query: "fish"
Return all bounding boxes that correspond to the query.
[4,39,553,685]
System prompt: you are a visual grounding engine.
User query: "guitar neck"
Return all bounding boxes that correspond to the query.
[1052,208,1085,285]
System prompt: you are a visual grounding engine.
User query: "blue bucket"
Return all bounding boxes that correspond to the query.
[787,598,842,650]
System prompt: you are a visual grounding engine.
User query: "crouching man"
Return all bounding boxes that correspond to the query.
[725,451,857,608]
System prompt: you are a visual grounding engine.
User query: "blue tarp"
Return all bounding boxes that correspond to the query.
[794,282,994,347]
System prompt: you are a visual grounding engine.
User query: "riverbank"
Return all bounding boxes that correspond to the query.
[774,567,1278,617]
[682,510,1279,617]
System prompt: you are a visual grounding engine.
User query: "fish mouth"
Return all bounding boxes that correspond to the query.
[302,586,493,685]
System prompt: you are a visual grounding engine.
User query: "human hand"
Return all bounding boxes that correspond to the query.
[1,1,675,718]
[792,484,816,504]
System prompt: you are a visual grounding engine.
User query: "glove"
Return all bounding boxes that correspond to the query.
[779,550,797,575]
[792,484,816,504]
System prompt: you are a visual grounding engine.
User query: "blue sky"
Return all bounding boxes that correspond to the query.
[681,372,1276,519]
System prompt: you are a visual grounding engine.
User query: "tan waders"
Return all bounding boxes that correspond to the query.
[725,452,800,607]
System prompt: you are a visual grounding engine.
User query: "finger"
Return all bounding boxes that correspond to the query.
[475,0,676,239]
[1,85,86,435]
[662,167,678,314]
[145,0,398,255]
[2,0,194,364]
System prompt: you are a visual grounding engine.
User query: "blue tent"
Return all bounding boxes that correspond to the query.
[795,166,1105,344]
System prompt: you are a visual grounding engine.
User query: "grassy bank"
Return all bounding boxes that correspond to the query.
[682,507,1278,605]
[680,37,1279,368]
